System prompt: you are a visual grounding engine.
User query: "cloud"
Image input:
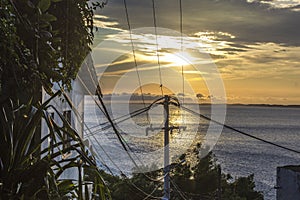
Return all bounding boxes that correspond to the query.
[247,0,300,8]
[90,0,300,104]
[96,0,300,46]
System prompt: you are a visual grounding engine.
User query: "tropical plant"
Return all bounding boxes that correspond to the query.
[0,0,105,105]
[0,92,110,199]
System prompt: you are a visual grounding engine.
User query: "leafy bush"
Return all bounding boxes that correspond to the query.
[0,93,110,199]
[100,144,263,200]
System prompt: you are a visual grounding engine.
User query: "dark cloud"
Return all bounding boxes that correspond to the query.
[97,0,300,46]
[218,47,248,52]
[209,54,227,59]
[228,43,256,49]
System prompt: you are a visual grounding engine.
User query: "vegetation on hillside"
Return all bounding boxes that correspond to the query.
[100,143,263,200]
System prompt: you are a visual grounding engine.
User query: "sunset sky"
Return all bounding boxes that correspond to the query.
[89,0,300,105]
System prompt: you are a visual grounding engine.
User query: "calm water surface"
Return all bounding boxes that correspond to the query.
[84,102,300,200]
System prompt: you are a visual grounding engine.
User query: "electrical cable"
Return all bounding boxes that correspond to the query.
[84,105,153,137]
[77,76,107,118]
[46,90,114,175]
[85,104,153,135]
[179,0,185,109]
[59,88,122,174]
[77,61,169,183]
[151,0,164,96]
[61,89,166,198]
[170,177,189,200]
[129,180,163,200]
[84,96,165,138]
[123,0,147,108]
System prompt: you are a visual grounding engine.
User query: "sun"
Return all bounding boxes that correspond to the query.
[160,51,196,66]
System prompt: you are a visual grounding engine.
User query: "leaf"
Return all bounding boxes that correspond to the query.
[27,0,35,8]
[40,30,52,39]
[37,0,51,12]
[0,93,110,199]
[40,13,57,22]
[57,180,76,196]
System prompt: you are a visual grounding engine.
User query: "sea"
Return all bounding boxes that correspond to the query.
[84,101,300,200]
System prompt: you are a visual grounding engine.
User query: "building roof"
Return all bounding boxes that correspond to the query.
[278,165,300,172]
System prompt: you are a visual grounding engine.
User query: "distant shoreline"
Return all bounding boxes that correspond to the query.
[199,103,300,108]
[85,96,300,107]
[107,102,300,108]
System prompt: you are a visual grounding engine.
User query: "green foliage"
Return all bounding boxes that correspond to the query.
[0,1,110,199]
[101,144,263,200]
[99,169,163,200]
[222,174,263,200]
[169,145,264,200]
[0,0,104,104]
[0,93,110,199]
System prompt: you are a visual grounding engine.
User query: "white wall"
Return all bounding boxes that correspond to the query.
[41,52,97,181]
[41,82,85,180]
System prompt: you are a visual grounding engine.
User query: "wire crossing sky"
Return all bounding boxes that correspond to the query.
[93,0,300,105]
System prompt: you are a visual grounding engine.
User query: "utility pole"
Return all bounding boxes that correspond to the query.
[163,95,170,200]
[145,95,183,200]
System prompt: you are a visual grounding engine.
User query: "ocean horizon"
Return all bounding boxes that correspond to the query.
[84,102,300,200]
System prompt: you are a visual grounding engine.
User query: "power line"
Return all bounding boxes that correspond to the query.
[59,87,122,174]
[78,60,138,163]
[170,178,189,200]
[84,105,153,137]
[77,76,107,118]
[38,2,165,197]
[182,190,212,199]
[85,97,164,137]
[133,180,163,200]
[94,88,179,183]
[60,89,166,198]
[52,92,116,175]
[81,59,150,133]
[61,89,165,196]
[81,59,107,117]
[77,68,144,168]
[77,77,152,181]
[78,59,170,183]
[83,93,163,132]
[181,105,300,155]
[60,77,142,176]
[86,105,150,131]
[95,85,130,150]
[127,178,163,199]
[95,85,154,171]
[123,0,147,107]
[151,0,164,96]
[179,0,185,108]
